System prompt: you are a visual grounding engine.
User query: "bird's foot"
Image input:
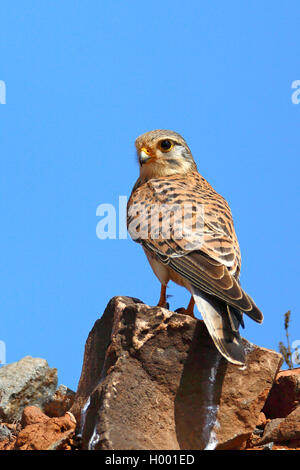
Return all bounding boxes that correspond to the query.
[175,307,195,318]
[157,301,170,310]
[175,296,195,318]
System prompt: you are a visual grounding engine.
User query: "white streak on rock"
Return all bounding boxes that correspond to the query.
[203,354,221,450]
[88,427,100,450]
[78,396,90,438]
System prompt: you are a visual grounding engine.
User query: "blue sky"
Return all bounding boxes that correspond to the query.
[1,1,299,390]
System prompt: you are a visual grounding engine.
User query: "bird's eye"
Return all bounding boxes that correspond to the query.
[159,139,173,152]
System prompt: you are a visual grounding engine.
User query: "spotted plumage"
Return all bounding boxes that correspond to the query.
[127,129,263,365]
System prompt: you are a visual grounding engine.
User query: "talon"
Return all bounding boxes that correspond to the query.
[175,307,195,318]
[158,301,169,309]
[175,296,195,318]
[175,307,186,313]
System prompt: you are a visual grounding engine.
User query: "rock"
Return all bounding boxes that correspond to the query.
[0,423,19,450]
[262,442,274,450]
[258,406,300,445]
[70,296,133,426]
[263,368,300,418]
[288,439,300,449]
[20,406,49,428]
[0,356,57,423]
[0,435,16,450]
[256,412,267,428]
[71,296,282,450]
[0,424,12,441]
[258,418,284,444]
[43,385,75,417]
[15,410,76,450]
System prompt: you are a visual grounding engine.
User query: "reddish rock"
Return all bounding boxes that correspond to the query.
[0,436,16,450]
[256,412,267,428]
[15,411,76,450]
[20,406,49,428]
[71,296,282,450]
[259,406,300,445]
[263,368,300,419]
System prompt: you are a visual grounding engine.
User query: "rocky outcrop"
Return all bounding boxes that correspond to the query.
[71,296,283,450]
[1,297,299,450]
[0,356,57,423]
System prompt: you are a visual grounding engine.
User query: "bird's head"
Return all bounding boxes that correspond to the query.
[135,130,197,180]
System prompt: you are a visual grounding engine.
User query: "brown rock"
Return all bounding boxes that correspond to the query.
[15,412,76,450]
[259,406,300,445]
[21,406,49,428]
[256,412,267,428]
[263,367,300,418]
[71,296,282,450]
[70,297,142,425]
[43,385,75,417]
[0,436,16,450]
[288,439,300,449]
[258,418,284,445]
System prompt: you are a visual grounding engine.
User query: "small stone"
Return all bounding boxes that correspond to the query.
[259,406,300,445]
[262,442,274,450]
[253,428,264,436]
[256,412,267,428]
[43,385,75,417]
[0,424,12,442]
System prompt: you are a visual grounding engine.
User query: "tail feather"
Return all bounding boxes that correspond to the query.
[226,304,245,331]
[191,286,246,366]
[243,294,263,323]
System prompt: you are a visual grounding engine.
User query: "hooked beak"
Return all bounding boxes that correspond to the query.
[139,147,152,165]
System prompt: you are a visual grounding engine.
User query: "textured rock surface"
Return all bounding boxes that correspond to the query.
[263,367,300,418]
[21,405,50,428]
[0,356,57,423]
[43,385,75,417]
[0,424,12,442]
[258,406,300,445]
[15,406,76,450]
[71,296,283,450]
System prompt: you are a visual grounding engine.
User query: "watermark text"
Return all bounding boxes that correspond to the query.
[0,80,6,104]
[291,80,300,104]
[0,341,6,365]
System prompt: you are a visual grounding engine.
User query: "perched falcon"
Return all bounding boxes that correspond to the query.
[127,129,263,365]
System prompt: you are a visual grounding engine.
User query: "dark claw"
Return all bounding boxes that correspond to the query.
[175,307,186,314]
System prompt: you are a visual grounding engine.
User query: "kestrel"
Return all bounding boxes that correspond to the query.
[127,130,263,365]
